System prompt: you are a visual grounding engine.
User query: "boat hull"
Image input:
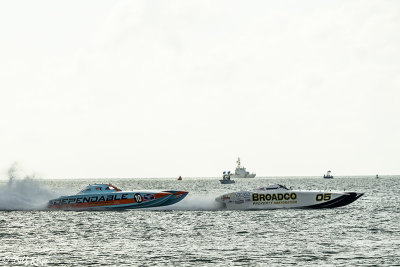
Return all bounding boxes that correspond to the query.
[48,191,186,210]
[231,174,256,178]
[220,180,235,184]
[216,190,364,210]
[156,191,189,207]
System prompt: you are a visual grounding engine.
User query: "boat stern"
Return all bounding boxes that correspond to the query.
[156,191,189,207]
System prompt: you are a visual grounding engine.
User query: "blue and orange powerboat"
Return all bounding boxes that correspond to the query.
[48,184,188,210]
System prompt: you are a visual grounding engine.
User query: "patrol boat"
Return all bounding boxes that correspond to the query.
[48,184,188,210]
[220,171,235,184]
[324,170,333,179]
[231,157,256,178]
[215,184,364,210]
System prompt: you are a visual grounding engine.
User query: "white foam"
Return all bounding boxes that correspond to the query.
[149,194,224,211]
[0,164,56,210]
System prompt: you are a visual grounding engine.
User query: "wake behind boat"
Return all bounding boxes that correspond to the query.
[48,184,188,210]
[216,184,363,210]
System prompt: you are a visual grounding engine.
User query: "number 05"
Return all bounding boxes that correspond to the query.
[316,193,331,201]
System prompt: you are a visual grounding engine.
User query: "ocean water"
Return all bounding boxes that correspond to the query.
[0,176,399,266]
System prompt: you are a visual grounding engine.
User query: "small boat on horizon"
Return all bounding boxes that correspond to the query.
[48,184,188,210]
[220,171,235,184]
[324,170,333,179]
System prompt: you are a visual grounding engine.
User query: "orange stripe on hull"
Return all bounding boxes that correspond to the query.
[154,192,171,198]
[49,198,137,209]
[171,191,188,195]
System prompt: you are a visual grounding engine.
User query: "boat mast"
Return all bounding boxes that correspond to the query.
[237,157,241,168]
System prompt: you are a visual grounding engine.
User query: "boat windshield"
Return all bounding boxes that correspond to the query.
[77,184,122,194]
[78,188,92,194]
[107,184,122,191]
[256,184,289,191]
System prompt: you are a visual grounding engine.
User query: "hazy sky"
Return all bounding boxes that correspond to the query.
[0,0,399,178]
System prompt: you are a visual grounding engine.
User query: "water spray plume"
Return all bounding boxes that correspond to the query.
[0,163,56,210]
[151,194,223,211]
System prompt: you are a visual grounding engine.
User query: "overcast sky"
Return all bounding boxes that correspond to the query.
[0,0,399,179]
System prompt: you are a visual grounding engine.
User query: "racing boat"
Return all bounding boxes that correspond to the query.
[216,184,364,210]
[48,184,188,210]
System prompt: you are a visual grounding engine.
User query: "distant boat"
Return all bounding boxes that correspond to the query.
[231,157,256,178]
[376,174,379,179]
[220,171,235,184]
[324,170,333,179]
[178,176,182,181]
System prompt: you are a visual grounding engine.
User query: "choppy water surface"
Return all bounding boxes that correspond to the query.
[0,176,399,266]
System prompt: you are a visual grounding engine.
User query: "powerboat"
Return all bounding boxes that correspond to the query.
[220,171,235,184]
[215,184,364,210]
[231,157,256,178]
[48,184,188,210]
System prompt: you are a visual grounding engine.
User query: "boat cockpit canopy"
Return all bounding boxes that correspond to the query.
[77,184,122,194]
[255,184,289,191]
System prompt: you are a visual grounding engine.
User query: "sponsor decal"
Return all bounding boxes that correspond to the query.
[234,192,251,198]
[49,193,129,206]
[252,193,297,202]
[143,194,155,201]
[134,193,143,203]
[253,200,297,205]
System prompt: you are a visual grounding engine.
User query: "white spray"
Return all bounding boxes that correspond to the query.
[0,163,225,211]
[150,194,224,211]
[0,163,56,210]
